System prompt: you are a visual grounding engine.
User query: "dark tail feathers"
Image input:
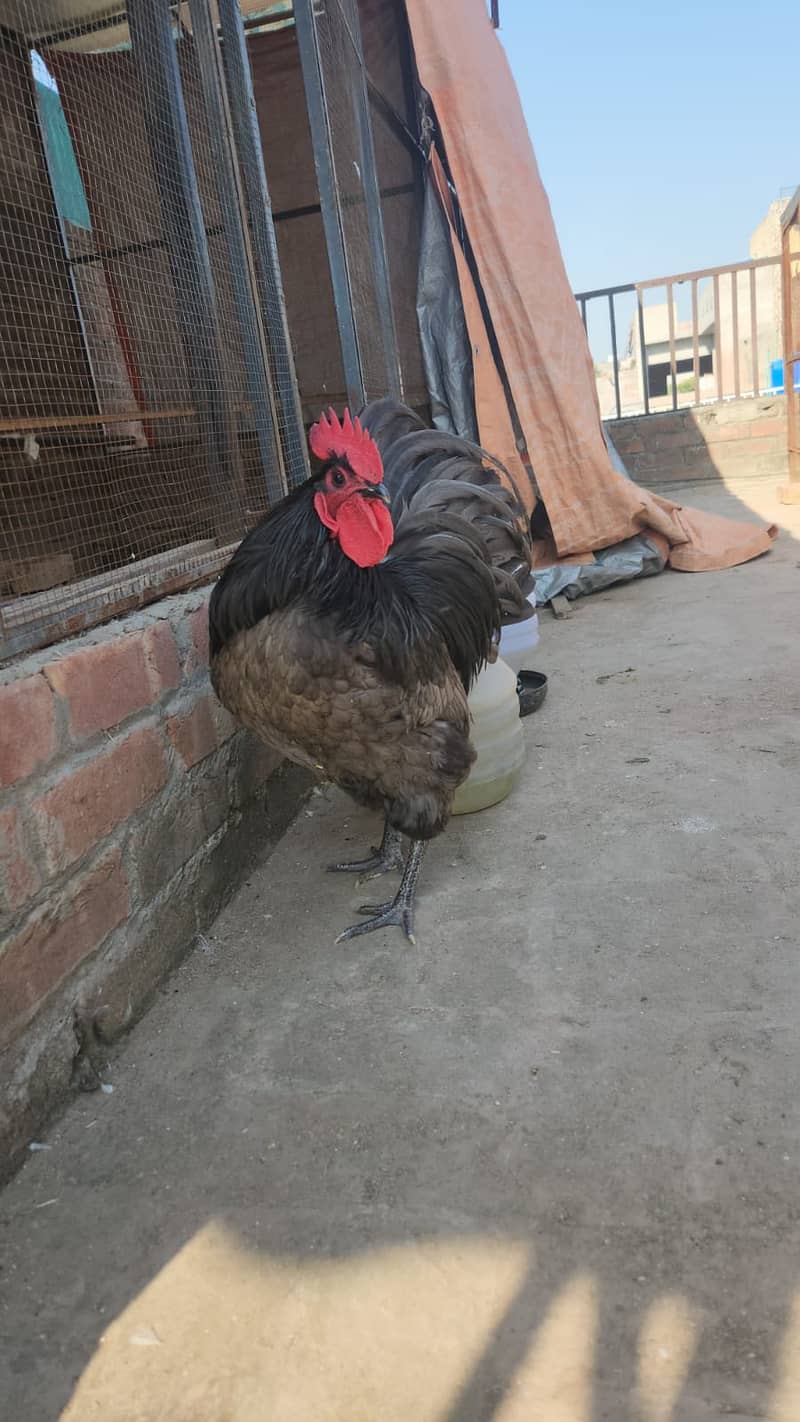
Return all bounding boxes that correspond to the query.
[360,398,533,621]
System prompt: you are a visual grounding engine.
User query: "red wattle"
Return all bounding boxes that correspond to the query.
[318,494,393,567]
[337,497,394,567]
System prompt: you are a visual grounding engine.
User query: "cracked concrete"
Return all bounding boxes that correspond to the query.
[1,480,799,1421]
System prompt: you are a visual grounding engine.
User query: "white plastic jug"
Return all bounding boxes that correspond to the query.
[497,602,540,676]
[452,655,526,815]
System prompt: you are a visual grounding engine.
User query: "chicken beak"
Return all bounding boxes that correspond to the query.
[361,482,391,506]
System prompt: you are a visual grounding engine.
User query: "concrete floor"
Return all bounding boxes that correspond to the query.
[2,480,800,1422]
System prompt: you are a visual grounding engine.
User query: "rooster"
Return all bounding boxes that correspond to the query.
[209,399,532,943]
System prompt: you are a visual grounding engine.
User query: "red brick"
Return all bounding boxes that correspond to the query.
[184,603,211,674]
[706,421,751,443]
[607,419,646,445]
[0,807,41,914]
[0,849,129,1048]
[711,401,753,425]
[611,433,644,455]
[644,413,687,435]
[641,461,695,482]
[143,622,182,693]
[625,452,672,475]
[655,429,699,451]
[45,637,152,738]
[168,697,218,769]
[0,676,56,788]
[34,726,168,874]
[714,439,779,467]
[749,417,785,439]
[680,449,716,474]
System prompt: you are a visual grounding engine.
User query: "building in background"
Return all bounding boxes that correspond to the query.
[592,197,789,418]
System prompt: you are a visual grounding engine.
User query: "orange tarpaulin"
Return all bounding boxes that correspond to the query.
[405,0,776,571]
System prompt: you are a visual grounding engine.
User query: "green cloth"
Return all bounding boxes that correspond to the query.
[36,80,91,230]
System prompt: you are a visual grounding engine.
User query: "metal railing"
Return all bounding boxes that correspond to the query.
[575,255,783,421]
[780,189,800,490]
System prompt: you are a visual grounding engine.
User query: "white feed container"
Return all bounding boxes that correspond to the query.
[452,655,525,816]
[497,602,540,676]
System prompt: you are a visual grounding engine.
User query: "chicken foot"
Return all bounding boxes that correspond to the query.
[327,819,404,880]
[336,840,425,946]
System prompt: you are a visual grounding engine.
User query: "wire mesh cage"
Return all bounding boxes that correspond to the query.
[0,0,420,662]
[357,0,425,407]
[0,0,302,661]
[314,0,397,402]
[293,0,408,410]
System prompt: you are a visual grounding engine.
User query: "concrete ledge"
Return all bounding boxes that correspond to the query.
[607,396,788,485]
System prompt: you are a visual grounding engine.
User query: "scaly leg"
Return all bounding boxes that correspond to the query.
[336,840,426,946]
[327,818,404,880]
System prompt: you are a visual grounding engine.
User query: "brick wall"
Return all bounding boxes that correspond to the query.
[0,591,308,1178]
[607,396,788,486]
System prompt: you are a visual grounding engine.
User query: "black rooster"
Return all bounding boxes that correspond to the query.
[209,399,532,942]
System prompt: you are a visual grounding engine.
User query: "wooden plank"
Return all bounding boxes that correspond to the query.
[0,406,198,435]
[0,403,257,435]
[0,539,230,663]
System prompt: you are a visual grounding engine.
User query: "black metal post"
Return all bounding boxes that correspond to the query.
[188,0,285,505]
[127,0,245,539]
[294,0,364,410]
[342,0,402,399]
[217,0,308,487]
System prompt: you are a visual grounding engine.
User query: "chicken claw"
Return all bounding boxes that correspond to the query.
[337,900,416,946]
[326,822,403,880]
[335,840,425,946]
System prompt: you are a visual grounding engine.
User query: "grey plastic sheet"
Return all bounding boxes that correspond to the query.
[415,171,478,442]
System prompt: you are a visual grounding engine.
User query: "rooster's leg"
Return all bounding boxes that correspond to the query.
[327,819,404,879]
[336,840,425,946]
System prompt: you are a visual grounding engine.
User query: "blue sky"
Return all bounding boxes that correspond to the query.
[498,0,797,296]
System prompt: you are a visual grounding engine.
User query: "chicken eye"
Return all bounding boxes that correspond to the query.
[331,469,347,488]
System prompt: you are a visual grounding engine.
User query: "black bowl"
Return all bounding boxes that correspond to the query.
[517,670,548,717]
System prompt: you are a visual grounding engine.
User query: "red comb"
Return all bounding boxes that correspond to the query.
[309,407,383,483]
